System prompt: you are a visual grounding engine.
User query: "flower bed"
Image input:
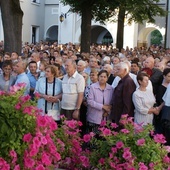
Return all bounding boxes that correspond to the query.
[0,84,170,170]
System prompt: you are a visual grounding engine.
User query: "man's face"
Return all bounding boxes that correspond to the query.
[15,61,23,74]
[4,54,11,61]
[11,53,18,61]
[29,63,37,74]
[31,54,37,62]
[65,61,75,75]
[131,63,139,73]
[77,62,85,73]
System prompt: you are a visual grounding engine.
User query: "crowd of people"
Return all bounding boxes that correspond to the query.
[0,41,170,145]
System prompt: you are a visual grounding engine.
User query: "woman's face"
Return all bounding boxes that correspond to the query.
[164,72,170,84]
[139,76,149,87]
[45,68,54,79]
[3,65,12,75]
[90,72,98,83]
[39,63,45,71]
[98,72,108,84]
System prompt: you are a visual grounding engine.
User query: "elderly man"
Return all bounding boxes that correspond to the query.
[61,59,85,120]
[77,60,86,73]
[144,56,163,95]
[110,62,136,125]
[15,60,30,95]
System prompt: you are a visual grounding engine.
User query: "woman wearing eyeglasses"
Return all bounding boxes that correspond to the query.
[0,60,16,92]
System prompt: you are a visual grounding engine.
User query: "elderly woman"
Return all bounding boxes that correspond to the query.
[132,72,158,126]
[87,70,113,135]
[0,60,16,92]
[35,65,62,114]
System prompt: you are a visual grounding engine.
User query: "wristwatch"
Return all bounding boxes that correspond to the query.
[75,107,80,110]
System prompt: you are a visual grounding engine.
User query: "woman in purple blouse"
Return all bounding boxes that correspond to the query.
[87,70,113,135]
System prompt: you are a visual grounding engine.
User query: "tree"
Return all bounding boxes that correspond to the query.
[0,0,23,54]
[61,0,118,53]
[115,0,166,51]
[151,30,163,45]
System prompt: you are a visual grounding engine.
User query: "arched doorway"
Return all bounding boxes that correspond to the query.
[91,25,113,45]
[137,27,163,48]
[45,26,58,42]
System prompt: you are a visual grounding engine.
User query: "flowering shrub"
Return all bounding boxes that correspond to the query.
[0,85,170,169]
[0,84,90,169]
[88,115,170,170]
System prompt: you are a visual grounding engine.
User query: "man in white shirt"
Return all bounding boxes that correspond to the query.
[61,59,85,120]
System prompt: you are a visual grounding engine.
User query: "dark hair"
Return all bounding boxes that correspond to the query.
[53,63,61,70]
[2,60,13,69]
[131,60,139,66]
[98,69,109,78]
[163,68,170,76]
[29,61,37,66]
[137,72,149,84]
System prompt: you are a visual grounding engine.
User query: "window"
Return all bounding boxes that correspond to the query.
[32,26,39,44]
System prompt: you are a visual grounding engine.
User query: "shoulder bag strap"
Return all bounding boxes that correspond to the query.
[45,78,48,114]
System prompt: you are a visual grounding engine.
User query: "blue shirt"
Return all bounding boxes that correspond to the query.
[15,72,30,95]
[27,72,37,89]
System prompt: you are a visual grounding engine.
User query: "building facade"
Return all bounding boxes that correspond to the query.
[0,0,170,48]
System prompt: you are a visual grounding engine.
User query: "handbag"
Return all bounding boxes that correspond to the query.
[47,99,61,121]
[45,78,61,121]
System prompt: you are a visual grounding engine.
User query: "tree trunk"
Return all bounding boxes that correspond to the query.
[116,7,125,52]
[0,0,23,54]
[80,8,92,53]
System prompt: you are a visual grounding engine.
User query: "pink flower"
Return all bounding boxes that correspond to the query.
[23,133,32,143]
[111,147,117,153]
[19,95,31,102]
[164,146,170,153]
[99,158,105,165]
[120,129,130,134]
[111,123,118,128]
[14,165,20,170]
[116,141,124,149]
[149,162,154,168]
[102,128,111,136]
[23,107,32,115]
[24,157,35,168]
[35,164,45,170]
[33,137,41,148]
[138,162,148,170]
[83,134,91,142]
[41,152,51,166]
[34,92,40,98]
[15,103,21,110]
[100,120,106,126]
[41,136,47,145]
[65,120,76,129]
[10,150,17,158]
[123,150,132,160]
[10,84,20,93]
[37,116,48,127]
[154,134,166,144]
[49,120,58,131]
[54,152,61,161]
[163,156,170,163]
[136,138,145,146]
[29,147,39,157]
[80,156,89,167]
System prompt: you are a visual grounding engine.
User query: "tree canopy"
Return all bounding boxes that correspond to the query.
[61,0,167,52]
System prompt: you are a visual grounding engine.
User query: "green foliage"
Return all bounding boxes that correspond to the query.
[89,116,169,169]
[0,89,36,164]
[151,30,163,45]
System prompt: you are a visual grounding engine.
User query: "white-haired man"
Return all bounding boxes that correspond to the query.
[77,60,86,73]
[110,62,136,125]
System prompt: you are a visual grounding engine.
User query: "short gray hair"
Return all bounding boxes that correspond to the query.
[118,62,129,73]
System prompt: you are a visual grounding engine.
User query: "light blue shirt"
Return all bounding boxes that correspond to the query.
[35,77,62,114]
[15,72,30,95]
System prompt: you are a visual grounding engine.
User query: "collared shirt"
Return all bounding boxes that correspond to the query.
[15,72,30,95]
[27,72,37,89]
[62,71,85,110]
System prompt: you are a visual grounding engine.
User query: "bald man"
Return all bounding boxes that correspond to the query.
[144,56,163,95]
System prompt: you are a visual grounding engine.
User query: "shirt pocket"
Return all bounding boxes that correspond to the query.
[63,83,77,94]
